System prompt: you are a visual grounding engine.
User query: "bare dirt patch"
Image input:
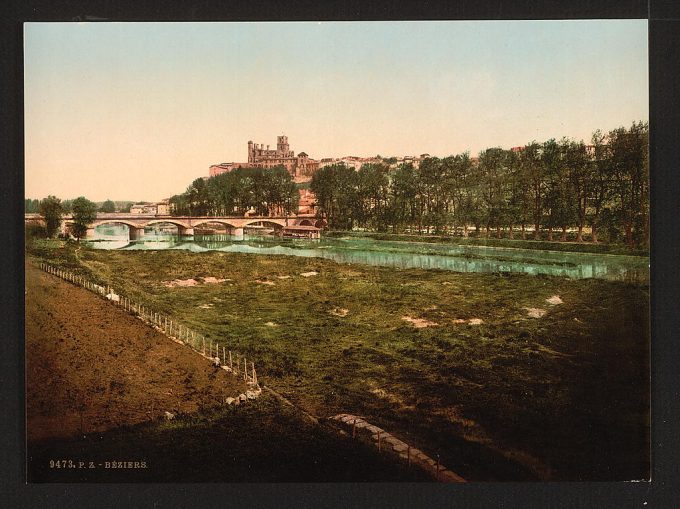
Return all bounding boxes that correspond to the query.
[300,271,319,277]
[524,307,547,318]
[452,318,483,325]
[401,316,439,328]
[202,276,229,284]
[546,295,563,305]
[25,262,247,442]
[163,276,229,287]
[255,279,275,286]
[164,278,199,288]
[330,308,349,317]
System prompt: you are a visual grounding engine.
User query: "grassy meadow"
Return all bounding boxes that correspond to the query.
[27,240,650,481]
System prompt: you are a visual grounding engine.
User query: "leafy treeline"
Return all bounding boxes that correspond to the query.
[311,122,648,248]
[25,195,98,240]
[25,199,133,213]
[169,167,299,217]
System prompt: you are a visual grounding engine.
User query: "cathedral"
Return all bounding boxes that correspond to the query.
[209,135,319,182]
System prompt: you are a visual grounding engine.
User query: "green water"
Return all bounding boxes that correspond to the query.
[86,225,649,282]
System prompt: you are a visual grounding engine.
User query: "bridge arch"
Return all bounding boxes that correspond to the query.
[242,218,287,228]
[145,219,191,230]
[298,219,314,226]
[89,220,142,230]
[192,220,240,230]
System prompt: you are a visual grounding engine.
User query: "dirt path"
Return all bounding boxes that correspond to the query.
[25,262,247,441]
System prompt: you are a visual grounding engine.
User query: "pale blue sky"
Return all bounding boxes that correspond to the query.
[24,21,648,202]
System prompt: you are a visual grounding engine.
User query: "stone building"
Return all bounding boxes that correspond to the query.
[209,135,319,182]
[129,200,169,215]
[247,136,319,179]
[297,188,317,215]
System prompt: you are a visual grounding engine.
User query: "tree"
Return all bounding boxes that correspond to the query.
[548,138,578,242]
[541,139,563,241]
[169,194,190,216]
[418,157,448,234]
[563,139,590,242]
[444,153,474,236]
[70,197,98,241]
[520,142,545,240]
[39,195,64,238]
[608,121,649,248]
[588,129,611,243]
[99,199,116,213]
[387,163,418,233]
[503,150,525,239]
[61,199,74,213]
[477,148,509,238]
[170,166,299,218]
[25,198,40,213]
[356,163,390,230]
[310,164,358,230]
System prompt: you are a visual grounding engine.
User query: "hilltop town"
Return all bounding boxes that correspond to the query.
[209,134,434,182]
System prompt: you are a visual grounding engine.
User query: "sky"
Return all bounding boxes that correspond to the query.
[24,21,648,202]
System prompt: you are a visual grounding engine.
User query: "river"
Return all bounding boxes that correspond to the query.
[86,226,649,283]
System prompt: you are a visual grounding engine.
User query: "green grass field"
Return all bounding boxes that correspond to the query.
[27,240,650,481]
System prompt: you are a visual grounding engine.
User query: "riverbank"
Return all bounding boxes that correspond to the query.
[27,240,650,480]
[25,258,428,482]
[325,230,650,256]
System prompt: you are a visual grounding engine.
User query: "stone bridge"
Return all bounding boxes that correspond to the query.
[26,213,320,239]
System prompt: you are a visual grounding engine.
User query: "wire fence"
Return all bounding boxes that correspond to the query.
[38,262,259,388]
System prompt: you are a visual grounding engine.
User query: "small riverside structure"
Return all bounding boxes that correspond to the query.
[281,225,321,239]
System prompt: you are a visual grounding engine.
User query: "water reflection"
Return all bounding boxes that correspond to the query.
[86,225,649,283]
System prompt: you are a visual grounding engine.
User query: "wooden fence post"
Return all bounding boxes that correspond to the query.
[229,351,233,370]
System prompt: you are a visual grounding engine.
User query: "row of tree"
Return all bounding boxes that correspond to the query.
[28,196,98,240]
[169,167,299,217]
[25,198,131,214]
[310,122,648,248]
